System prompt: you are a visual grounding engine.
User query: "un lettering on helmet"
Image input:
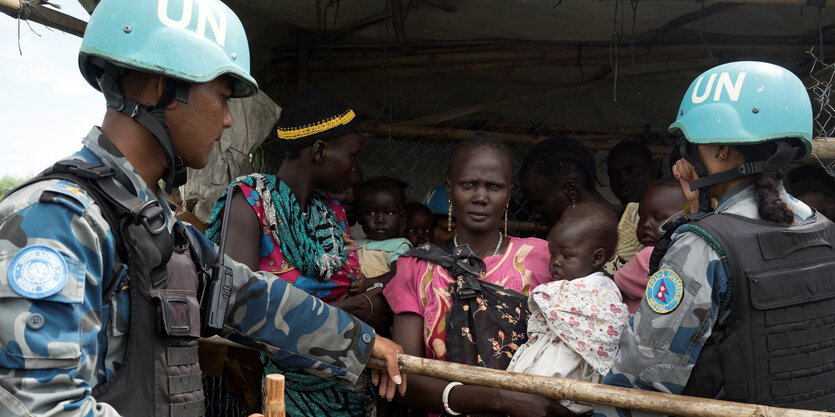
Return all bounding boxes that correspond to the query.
[691,72,747,104]
[157,0,227,47]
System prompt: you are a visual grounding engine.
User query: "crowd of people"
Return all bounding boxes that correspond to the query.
[1,0,834,416]
[204,65,835,416]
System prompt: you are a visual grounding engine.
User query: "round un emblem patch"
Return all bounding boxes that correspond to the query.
[645,269,683,314]
[8,245,68,299]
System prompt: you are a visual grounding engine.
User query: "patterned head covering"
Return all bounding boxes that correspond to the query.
[276,88,361,151]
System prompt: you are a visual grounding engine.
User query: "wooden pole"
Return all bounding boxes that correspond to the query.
[264,374,285,417]
[367,355,835,417]
[0,0,86,38]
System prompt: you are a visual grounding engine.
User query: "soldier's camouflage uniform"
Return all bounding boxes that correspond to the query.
[594,183,814,417]
[0,127,375,416]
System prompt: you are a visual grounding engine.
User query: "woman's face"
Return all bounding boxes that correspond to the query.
[318,132,363,194]
[446,147,512,235]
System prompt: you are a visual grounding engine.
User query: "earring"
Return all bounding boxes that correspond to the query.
[715,152,727,161]
[570,197,576,208]
[504,202,509,236]
[448,200,453,232]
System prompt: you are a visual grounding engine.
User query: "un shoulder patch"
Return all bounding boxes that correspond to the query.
[8,245,68,299]
[646,269,683,314]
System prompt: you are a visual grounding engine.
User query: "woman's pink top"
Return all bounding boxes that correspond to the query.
[613,246,654,314]
[237,182,360,303]
[383,236,552,360]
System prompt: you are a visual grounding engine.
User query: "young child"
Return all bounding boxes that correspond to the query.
[402,202,434,246]
[507,202,628,415]
[350,177,412,294]
[615,180,688,313]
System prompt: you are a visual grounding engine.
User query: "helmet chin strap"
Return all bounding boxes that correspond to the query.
[681,139,799,212]
[94,59,190,194]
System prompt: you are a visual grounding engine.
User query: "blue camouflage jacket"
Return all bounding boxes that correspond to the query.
[594,182,814,417]
[0,127,375,416]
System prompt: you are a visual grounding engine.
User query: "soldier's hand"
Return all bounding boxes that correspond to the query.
[369,335,406,401]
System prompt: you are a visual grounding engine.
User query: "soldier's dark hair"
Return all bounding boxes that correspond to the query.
[520,136,597,190]
[735,141,794,224]
[557,201,618,259]
[447,134,513,182]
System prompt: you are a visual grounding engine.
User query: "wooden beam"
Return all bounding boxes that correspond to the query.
[361,122,676,156]
[397,73,611,126]
[366,355,834,417]
[642,3,743,45]
[361,122,835,161]
[419,0,458,12]
[0,0,86,37]
[274,43,835,75]
[632,0,828,5]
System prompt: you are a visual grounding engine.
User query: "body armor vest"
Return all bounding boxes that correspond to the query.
[14,161,210,417]
[654,211,835,411]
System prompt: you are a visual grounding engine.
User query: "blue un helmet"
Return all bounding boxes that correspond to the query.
[78,0,258,192]
[668,61,813,207]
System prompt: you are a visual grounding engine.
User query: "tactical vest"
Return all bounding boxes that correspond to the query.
[12,161,210,417]
[654,211,835,411]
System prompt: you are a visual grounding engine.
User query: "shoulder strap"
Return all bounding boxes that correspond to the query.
[5,160,173,299]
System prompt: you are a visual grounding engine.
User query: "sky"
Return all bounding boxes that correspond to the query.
[1,1,104,178]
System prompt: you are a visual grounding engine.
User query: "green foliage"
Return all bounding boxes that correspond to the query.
[0,176,27,199]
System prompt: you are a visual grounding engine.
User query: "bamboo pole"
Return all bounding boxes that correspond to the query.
[0,0,86,37]
[367,355,835,417]
[264,374,285,417]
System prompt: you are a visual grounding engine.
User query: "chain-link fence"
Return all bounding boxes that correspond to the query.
[256,62,835,236]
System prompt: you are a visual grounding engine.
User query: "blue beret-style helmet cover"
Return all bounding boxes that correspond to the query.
[668,61,813,158]
[79,0,258,98]
[423,185,453,217]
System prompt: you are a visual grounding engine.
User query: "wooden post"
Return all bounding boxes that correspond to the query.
[264,374,285,417]
[367,355,835,417]
[0,0,86,37]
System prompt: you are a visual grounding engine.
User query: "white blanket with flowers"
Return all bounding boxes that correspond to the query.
[507,272,629,413]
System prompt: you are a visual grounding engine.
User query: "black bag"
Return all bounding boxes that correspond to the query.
[405,242,530,370]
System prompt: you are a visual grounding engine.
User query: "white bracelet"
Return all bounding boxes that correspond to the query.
[442,381,463,416]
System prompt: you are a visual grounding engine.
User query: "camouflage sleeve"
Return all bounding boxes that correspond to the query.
[594,230,730,417]
[185,229,375,383]
[0,180,122,416]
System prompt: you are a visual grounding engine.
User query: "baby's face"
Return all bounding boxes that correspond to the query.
[358,189,403,240]
[403,211,434,246]
[547,222,600,281]
[637,185,686,247]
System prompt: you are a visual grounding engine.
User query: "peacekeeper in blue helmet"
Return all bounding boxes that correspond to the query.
[595,61,835,417]
[0,0,406,416]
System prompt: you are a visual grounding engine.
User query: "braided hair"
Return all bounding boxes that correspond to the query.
[520,136,597,190]
[735,141,795,224]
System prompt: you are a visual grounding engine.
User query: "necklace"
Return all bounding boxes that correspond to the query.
[454,231,503,257]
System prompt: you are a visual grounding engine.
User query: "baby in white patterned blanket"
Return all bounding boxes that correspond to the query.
[508,202,630,414]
